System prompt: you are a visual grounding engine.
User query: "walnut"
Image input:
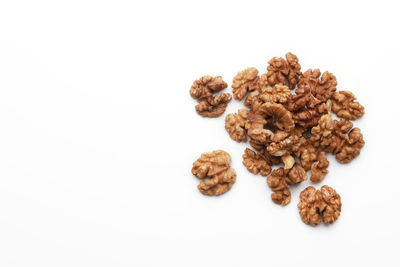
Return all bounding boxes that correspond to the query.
[242,148,272,176]
[281,154,295,170]
[257,73,270,88]
[285,52,302,89]
[267,168,291,206]
[247,111,274,143]
[265,53,301,89]
[232,67,259,100]
[267,134,306,156]
[191,150,236,196]
[298,185,341,226]
[266,57,288,87]
[310,151,329,183]
[225,109,249,142]
[287,85,318,112]
[309,113,335,148]
[259,85,291,104]
[292,102,327,128]
[298,69,337,102]
[249,138,266,151]
[297,142,317,171]
[258,102,295,132]
[190,75,232,117]
[244,90,262,109]
[267,163,307,206]
[335,127,365,163]
[331,91,365,120]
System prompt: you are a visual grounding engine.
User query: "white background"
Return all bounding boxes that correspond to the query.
[0,1,399,266]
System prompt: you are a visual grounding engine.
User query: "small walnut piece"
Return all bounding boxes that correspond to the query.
[310,151,329,183]
[285,52,302,89]
[298,185,341,226]
[242,148,272,176]
[297,142,317,171]
[265,53,301,89]
[298,69,337,102]
[190,76,232,117]
[225,109,249,142]
[335,127,365,163]
[191,150,236,196]
[259,85,291,104]
[267,168,291,206]
[331,91,365,120]
[232,67,259,100]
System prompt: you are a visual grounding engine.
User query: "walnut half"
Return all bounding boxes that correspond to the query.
[192,150,236,196]
[298,185,341,226]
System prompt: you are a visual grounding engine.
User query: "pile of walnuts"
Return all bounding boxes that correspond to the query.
[190,53,365,226]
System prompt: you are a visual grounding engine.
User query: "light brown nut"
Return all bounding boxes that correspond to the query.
[297,142,317,171]
[242,148,272,176]
[267,135,306,156]
[259,85,291,104]
[247,111,274,144]
[292,102,328,128]
[195,94,232,117]
[266,162,307,206]
[285,52,302,89]
[191,150,236,196]
[335,127,365,163]
[258,102,295,132]
[265,53,302,89]
[232,67,259,100]
[310,151,329,183]
[298,69,337,102]
[298,185,341,226]
[267,168,291,206]
[310,113,335,148]
[331,91,365,120]
[281,154,295,170]
[190,75,231,117]
[225,109,249,142]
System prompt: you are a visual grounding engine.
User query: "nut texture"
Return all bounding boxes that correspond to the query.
[331,91,365,120]
[225,109,249,142]
[266,53,301,89]
[191,150,236,196]
[242,148,272,176]
[298,69,337,102]
[310,151,329,183]
[298,185,341,226]
[190,76,232,117]
[232,67,259,100]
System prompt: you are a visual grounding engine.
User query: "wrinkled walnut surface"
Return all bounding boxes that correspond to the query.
[192,150,236,196]
[298,185,341,226]
[331,91,365,120]
[310,151,329,183]
[298,69,337,102]
[232,67,259,100]
[225,109,249,142]
[190,76,232,117]
[242,148,272,176]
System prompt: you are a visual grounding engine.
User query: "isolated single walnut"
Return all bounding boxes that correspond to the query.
[225,109,249,142]
[331,91,365,120]
[310,151,329,183]
[267,168,291,206]
[259,85,291,104]
[298,185,341,226]
[242,148,272,176]
[297,142,317,171]
[190,75,232,117]
[298,69,337,102]
[232,67,259,100]
[191,150,236,196]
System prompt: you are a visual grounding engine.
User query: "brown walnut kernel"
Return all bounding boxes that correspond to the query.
[232,67,259,100]
[190,75,232,117]
[242,148,272,176]
[225,109,249,142]
[296,142,317,171]
[298,69,337,102]
[191,150,236,196]
[259,85,291,104]
[265,52,302,89]
[267,163,307,206]
[298,185,341,226]
[310,151,329,183]
[331,91,365,120]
